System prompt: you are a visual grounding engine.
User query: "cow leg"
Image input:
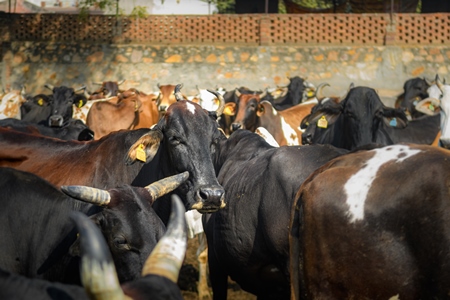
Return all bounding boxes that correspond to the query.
[208,242,228,300]
[196,232,212,300]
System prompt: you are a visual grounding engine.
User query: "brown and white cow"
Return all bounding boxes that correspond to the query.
[290,143,450,299]
[86,88,159,139]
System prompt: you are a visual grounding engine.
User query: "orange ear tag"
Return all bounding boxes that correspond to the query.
[317,116,328,129]
[136,144,147,162]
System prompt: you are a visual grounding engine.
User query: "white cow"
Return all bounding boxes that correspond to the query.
[0,88,27,120]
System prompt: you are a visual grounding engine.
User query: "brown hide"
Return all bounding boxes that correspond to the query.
[87,89,159,139]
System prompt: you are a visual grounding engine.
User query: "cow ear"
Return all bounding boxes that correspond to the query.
[256,104,265,117]
[125,129,163,165]
[73,94,88,107]
[223,102,236,116]
[415,97,441,116]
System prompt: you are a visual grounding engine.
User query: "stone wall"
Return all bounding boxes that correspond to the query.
[2,41,449,106]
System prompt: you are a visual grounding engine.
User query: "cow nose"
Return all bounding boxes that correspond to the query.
[197,187,225,204]
[231,123,241,132]
[159,105,167,112]
[49,115,64,127]
[302,133,312,145]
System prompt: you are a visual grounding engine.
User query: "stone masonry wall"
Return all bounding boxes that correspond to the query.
[2,42,449,106]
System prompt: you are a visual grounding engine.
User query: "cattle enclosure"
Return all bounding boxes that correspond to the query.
[0,12,450,101]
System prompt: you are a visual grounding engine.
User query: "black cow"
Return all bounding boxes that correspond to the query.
[0,118,94,141]
[290,144,450,299]
[269,76,307,110]
[203,130,349,299]
[0,195,187,300]
[301,86,441,150]
[0,166,187,285]
[395,77,430,119]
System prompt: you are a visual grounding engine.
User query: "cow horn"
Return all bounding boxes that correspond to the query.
[234,88,242,98]
[196,85,201,93]
[75,86,86,93]
[21,85,26,96]
[145,171,189,201]
[436,75,445,93]
[424,77,434,86]
[60,186,111,206]
[45,84,54,91]
[141,195,187,283]
[174,84,184,101]
[117,79,126,85]
[93,82,103,85]
[207,89,225,116]
[316,82,330,99]
[70,212,124,300]
[259,89,268,99]
[104,90,112,98]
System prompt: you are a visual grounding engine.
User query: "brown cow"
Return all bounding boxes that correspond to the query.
[86,88,159,139]
[154,84,188,118]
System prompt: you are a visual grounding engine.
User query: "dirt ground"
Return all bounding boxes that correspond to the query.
[178,236,256,300]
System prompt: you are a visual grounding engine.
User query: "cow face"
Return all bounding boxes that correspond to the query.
[287,76,306,104]
[90,80,124,99]
[20,94,53,123]
[0,89,27,119]
[231,92,266,133]
[155,84,179,118]
[45,85,88,127]
[400,77,430,118]
[127,99,226,213]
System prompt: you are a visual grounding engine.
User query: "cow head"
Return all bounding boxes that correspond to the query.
[45,85,89,127]
[90,79,125,99]
[20,93,53,123]
[397,77,431,119]
[155,84,182,118]
[230,89,267,133]
[287,76,306,104]
[61,172,188,283]
[0,87,27,119]
[126,84,226,213]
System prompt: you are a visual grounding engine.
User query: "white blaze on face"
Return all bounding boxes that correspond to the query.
[344,145,420,223]
[186,102,196,115]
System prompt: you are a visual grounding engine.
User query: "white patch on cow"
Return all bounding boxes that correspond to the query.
[271,106,278,116]
[255,127,280,147]
[344,145,420,223]
[186,102,196,114]
[280,116,299,145]
[434,83,450,145]
[388,294,400,300]
[0,91,25,119]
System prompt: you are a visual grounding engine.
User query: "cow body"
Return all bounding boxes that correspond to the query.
[290,144,450,299]
[86,89,159,139]
[0,89,27,119]
[204,130,349,299]
[301,86,441,150]
[0,118,94,141]
[0,127,151,188]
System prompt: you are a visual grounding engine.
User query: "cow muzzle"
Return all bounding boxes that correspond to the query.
[191,187,226,213]
[231,122,242,132]
[49,115,64,127]
[440,138,450,149]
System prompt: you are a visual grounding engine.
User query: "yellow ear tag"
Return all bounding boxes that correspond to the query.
[317,116,328,129]
[306,90,315,98]
[136,144,147,163]
[37,98,44,106]
[77,101,83,108]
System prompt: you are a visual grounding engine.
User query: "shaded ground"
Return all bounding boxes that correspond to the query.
[178,236,256,300]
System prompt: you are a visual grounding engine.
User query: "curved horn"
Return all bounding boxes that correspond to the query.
[234,88,242,98]
[60,186,111,206]
[117,79,126,86]
[424,77,433,86]
[316,82,330,99]
[84,89,91,99]
[141,195,187,283]
[437,75,445,93]
[259,89,268,99]
[75,85,86,93]
[92,82,103,86]
[21,85,26,96]
[174,84,184,102]
[145,171,189,201]
[70,212,124,300]
[104,90,112,98]
[348,82,355,91]
[45,84,54,91]
[207,89,225,116]
[196,85,201,93]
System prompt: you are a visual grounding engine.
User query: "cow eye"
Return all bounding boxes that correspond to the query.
[168,136,181,146]
[113,236,130,249]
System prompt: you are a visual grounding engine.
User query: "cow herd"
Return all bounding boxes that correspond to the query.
[0,75,449,300]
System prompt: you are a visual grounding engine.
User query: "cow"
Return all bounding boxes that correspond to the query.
[86,88,159,139]
[0,87,27,119]
[301,86,441,150]
[0,194,187,300]
[203,129,350,299]
[269,76,309,110]
[43,84,89,127]
[395,77,431,119]
[0,166,188,284]
[154,83,189,119]
[0,118,94,141]
[290,144,450,299]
